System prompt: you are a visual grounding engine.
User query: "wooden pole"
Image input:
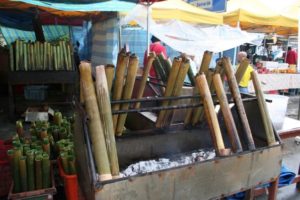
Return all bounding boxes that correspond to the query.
[251,71,277,146]
[115,55,139,135]
[134,52,155,109]
[112,53,129,131]
[235,59,250,85]
[104,64,115,95]
[196,74,228,156]
[223,57,256,150]
[79,62,112,181]
[95,65,120,177]
[156,58,181,128]
[213,74,243,153]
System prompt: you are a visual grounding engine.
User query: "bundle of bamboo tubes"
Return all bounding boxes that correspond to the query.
[57,139,76,175]
[9,39,74,71]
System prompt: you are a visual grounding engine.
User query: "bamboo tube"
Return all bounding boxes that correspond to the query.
[223,57,255,150]
[156,58,182,128]
[95,65,120,176]
[30,44,34,70]
[66,43,72,70]
[16,120,24,138]
[42,138,50,155]
[116,55,139,135]
[19,155,28,192]
[57,45,61,70]
[68,155,76,175]
[7,149,20,193]
[213,74,243,153]
[40,128,48,140]
[9,44,14,71]
[184,51,212,126]
[54,111,62,126]
[61,41,68,70]
[60,152,69,174]
[187,65,195,86]
[15,40,19,71]
[13,147,21,192]
[196,74,226,156]
[157,53,170,77]
[53,46,57,70]
[59,127,67,140]
[235,59,250,84]
[251,71,277,146]
[112,53,129,131]
[163,58,190,127]
[153,57,167,82]
[104,64,115,95]
[47,43,51,70]
[42,153,50,188]
[35,154,43,190]
[26,150,35,191]
[43,42,47,70]
[60,42,64,70]
[135,52,155,109]
[80,62,112,180]
[24,43,28,71]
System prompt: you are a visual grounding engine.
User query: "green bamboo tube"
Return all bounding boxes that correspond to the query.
[95,65,120,177]
[116,55,139,135]
[54,111,62,126]
[9,44,14,71]
[52,126,60,142]
[19,155,28,192]
[61,41,67,70]
[156,58,181,128]
[251,71,277,146]
[104,64,115,95]
[79,61,112,180]
[16,120,24,138]
[68,155,76,175]
[60,152,69,174]
[153,56,167,82]
[59,127,67,140]
[59,42,64,70]
[185,51,212,126]
[187,64,195,86]
[13,147,21,192]
[235,59,250,84]
[162,58,190,127]
[112,53,129,131]
[158,53,170,77]
[26,150,35,191]
[135,53,155,109]
[7,149,20,193]
[35,154,43,190]
[42,153,50,188]
[15,40,19,71]
[42,138,50,155]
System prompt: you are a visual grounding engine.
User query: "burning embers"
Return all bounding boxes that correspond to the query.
[121,149,215,177]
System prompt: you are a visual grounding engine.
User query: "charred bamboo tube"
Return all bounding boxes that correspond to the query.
[42,153,50,188]
[26,150,35,191]
[116,55,139,135]
[79,62,112,180]
[35,154,43,190]
[184,51,212,126]
[112,53,129,131]
[104,64,115,95]
[68,155,76,175]
[9,44,14,71]
[251,71,277,146]
[156,58,181,128]
[196,74,226,156]
[135,52,155,109]
[13,147,21,192]
[223,57,256,150]
[163,58,190,127]
[213,74,243,153]
[95,65,120,177]
[235,59,250,84]
[19,155,27,192]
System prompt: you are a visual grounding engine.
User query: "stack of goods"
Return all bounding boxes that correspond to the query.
[9,39,74,71]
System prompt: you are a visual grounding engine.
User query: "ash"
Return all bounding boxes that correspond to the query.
[121,149,215,177]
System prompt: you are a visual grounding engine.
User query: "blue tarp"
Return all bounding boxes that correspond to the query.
[14,0,136,11]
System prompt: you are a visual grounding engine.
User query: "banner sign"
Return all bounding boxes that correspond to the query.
[185,0,226,12]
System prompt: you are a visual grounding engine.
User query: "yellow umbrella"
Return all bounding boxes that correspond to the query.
[224,0,298,35]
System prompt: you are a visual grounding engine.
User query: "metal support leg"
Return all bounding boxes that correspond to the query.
[268,177,279,200]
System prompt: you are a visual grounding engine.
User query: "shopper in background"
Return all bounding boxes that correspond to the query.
[237,51,253,94]
[143,36,167,79]
[285,46,297,65]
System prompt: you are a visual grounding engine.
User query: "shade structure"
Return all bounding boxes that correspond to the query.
[224,0,298,35]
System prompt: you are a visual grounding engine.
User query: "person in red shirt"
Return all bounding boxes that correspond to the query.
[285,46,297,65]
[143,36,167,78]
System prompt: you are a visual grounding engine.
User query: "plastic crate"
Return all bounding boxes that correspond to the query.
[24,86,48,101]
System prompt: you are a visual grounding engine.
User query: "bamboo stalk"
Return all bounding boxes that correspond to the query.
[187,65,195,86]
[223,57,256,150]
[35,154,43,190]
[26,150,35,191]
[157,53,170,78]
[42,153,50,188]
[9,44,14,71]
[134,52,155,109]
[19,155,27,192]
[47,43,51,70]
[67,43,72,70]
[60,152,69,174]
[42,138,50,155]
[43,42,47,70]
[80,62,112,180]
[54,111,62,126]
[60,42,64,70]
[95,65,120,177]
[156,58,181,128]
[153,56,167,82]
[104,64,115,95]
[62,41,68,70]
[13,147,21,192]
[115,55,139,135]
[163,58,190,127]
[235,59,250,84]
[213,74,243,153]
[53,46,58,70]
[112,53,129,131]
[40,42,44,70]
[196,74,226,156]
[15,40,19,71]
[16,120,24,138]
[251,71,277,146]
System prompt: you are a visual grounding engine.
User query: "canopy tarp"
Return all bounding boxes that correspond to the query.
[223,0,298,35]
